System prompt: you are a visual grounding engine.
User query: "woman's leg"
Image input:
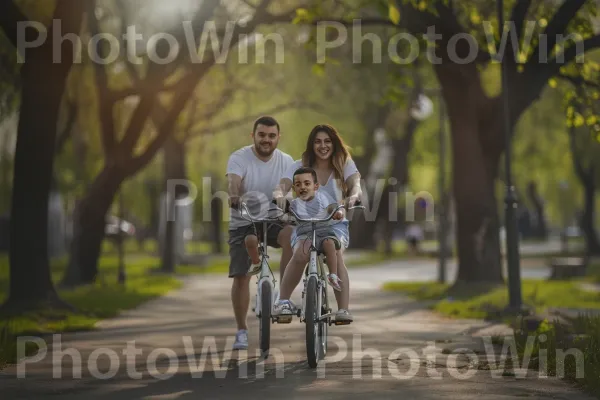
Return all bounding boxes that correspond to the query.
[333,247,350,309]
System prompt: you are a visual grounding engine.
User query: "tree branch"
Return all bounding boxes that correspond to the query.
[55,98,78,155]
[87,0,117,156]
[126,66,211,176]
[560,34,600,66]
[529,0,586,64]
[118,0,221,157]
[0,0,29,49]
[187,101,324,139]
[510,0,533,42]
[556,72,600,90]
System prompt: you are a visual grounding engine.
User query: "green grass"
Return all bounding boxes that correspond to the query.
[587,262,600,283]
[509,315,600,398]
[384,278,600,397]
[382,279,600,321]
[0,255,181,367]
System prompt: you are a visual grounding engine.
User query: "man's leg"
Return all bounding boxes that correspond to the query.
[231,275,251,331]
[228,227,252,349]
[277,225,294,281]
[244,234,260,265]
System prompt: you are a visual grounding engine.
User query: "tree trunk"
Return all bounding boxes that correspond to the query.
[581,171,600,255]
[526,181,548,240]
[349,103,392,250]
[1,3,84,313]
[160,136,187,272]
[436,64,504,284]
[382,116,419,255]
[61,167,123,287]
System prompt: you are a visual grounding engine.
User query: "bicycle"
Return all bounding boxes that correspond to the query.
[273,200,364,368]
[237,201,286,358]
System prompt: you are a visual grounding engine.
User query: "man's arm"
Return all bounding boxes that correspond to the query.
[227,173,242,209]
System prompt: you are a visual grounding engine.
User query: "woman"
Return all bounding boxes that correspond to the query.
[273,124,362,323]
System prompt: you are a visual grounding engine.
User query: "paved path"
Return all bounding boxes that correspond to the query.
[1,266,594,399]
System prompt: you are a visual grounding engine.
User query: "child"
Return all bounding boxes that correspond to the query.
[286,167,345,291]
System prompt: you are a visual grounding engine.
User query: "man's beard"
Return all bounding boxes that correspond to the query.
[255,143,274,157]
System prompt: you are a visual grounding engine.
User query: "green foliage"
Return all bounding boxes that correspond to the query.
[383,279,600,320]
[514,315,600,396]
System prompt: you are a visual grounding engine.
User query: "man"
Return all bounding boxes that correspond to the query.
[226,116,294,350]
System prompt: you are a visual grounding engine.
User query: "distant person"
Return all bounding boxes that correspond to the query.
[405,223,423,255]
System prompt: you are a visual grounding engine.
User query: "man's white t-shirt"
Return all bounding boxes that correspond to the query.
[226,145,294,229]
[283,158,359,204]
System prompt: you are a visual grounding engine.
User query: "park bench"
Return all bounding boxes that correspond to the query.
[548,257,587,280]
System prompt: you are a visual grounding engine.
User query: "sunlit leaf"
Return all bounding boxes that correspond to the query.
[388,1,400,25]
[312,64,325,77]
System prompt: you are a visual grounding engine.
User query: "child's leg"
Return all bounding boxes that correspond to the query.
[278,240,310,300]
[321,238,338,276]
[244,234,260,264]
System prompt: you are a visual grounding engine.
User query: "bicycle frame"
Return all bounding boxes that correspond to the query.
[299,221,329,322]
[283,203,364,323]
[238,203,282,319]
[254,219,276,318]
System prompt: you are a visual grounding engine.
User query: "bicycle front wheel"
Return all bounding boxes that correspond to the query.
[259,280,272,357]
[305,275,322,368]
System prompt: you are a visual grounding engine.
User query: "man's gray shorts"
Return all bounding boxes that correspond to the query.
[228,223,283,278]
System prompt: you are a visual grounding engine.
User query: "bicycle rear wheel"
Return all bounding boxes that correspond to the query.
[259,280,272,357]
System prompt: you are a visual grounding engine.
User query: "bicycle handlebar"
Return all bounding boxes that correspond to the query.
[237,201,285,223]
[271,199,365,224]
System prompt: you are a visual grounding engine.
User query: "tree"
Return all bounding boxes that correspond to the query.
[564,82,600,255]
[61,0,302,286]
[0,0,85,312]
[297,0,600,283]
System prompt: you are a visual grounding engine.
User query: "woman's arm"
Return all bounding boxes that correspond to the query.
[345,172,362,207]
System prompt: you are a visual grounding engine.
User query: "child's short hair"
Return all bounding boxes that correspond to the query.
[293,167,318,183]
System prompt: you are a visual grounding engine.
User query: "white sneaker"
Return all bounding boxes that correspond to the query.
[247,262,261,276]
[233,329,248,350]
[273,299,295,316]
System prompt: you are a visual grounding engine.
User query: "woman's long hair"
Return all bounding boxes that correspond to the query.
[302,124,351,196]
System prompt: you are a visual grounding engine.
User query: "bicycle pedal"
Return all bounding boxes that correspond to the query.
[276,315,293,324]
[335,320,352,326]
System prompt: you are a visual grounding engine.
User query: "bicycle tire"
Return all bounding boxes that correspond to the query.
[259,280,272,357]
[305,275,320,368]
[319,283,328,357]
